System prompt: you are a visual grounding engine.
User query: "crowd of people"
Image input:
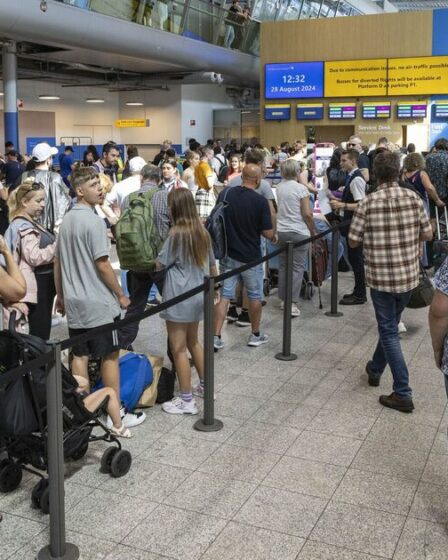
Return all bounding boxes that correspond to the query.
[1,133,448,437]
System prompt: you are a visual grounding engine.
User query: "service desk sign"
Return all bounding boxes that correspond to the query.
[115,119,147,128]
[265,62,324,99]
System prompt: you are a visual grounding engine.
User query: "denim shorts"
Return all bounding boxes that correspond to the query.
[220,257,263,301]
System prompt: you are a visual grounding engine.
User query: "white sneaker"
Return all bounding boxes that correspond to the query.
[279,301,284,310]
[291,303,301,317]
[398,321,407,334]
[106,406,146,429]
[162,397,198,415]
[248,333,269,347]
[193,383,216,400]
[214,336,224,351]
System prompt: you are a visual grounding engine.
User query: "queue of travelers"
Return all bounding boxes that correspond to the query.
[0,134,447,441]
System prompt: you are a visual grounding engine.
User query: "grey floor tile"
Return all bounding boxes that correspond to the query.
[103,545,170,559]
[198,444,280,483]
[234,485,327,538]
[284,404,320,430]
[168,414,243,443]
[421,452,448,486]
[431,429,448,455]
[310,501,406,558]
[226,421,301,454]
[99,459,191,502]
[130,405,184,434]
[142,434,220,470]
[287,367,336,387]
[65,444,118,489]
[307,409,377,440]
[333,468,417,516]
[287,431,363,467]
[0,514,45,560]
[220,374,285,399]
[201,521,305,560]
[65,488,158,542]
[8,529,117,560]
[271,382,317,404]
[123,504,226,560]
[251,400,299,425]
[366,416,438,453]
[214,393,264,419]
[394,517,448,560]
[410,481,448,524]
[264,455,347,498]
[352,440,429,480]
[323,391,384,418]
[164,471,256,519]
[298,541,383,560]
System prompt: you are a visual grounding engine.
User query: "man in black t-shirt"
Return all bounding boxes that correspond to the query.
[346,135,370,183]
[214,164,274,349]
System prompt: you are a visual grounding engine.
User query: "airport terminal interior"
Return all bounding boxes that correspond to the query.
[1,1,448,559]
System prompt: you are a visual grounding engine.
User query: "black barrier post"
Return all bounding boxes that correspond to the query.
[37,342,79,560]
[275,241,297,361]
[325,228,344,318]
[194,276,223,432]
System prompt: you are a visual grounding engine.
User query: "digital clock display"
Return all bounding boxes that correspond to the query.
[265,62,324,99]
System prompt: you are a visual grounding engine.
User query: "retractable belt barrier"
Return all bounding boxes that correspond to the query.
[0,219,349,560]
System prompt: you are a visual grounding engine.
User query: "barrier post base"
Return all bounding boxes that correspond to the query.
[194,419,224,432]
[275,352,298,361]
[325,311,344,318]
[37,543,80,560]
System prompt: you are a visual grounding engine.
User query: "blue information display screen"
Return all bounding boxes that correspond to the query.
[264,104,291,121]
[296,104,324,120]
[265,62,324,99]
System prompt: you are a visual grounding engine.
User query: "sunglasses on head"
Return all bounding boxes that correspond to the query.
[30,182,44,191]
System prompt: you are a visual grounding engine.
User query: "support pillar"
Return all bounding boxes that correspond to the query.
[2,41,19,150]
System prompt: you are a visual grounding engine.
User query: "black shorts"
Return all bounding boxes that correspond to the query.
[69,318,120,359]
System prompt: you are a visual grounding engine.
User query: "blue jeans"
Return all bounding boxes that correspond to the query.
[368,289,412,399]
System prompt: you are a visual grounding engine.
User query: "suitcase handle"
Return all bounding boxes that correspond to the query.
[435,205,448,241]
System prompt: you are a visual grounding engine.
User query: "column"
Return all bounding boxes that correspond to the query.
[3,41,19,150]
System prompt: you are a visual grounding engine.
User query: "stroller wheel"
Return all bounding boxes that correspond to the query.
[31,479,49,510]
[110,450,132,478]
[0,461,22,493]
[101,446,119,474]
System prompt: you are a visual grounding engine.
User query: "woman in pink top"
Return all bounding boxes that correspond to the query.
[224,154,243,185]
[5,181,56,339]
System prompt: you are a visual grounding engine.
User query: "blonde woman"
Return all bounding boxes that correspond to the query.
[156,188,217,414]
[5,181,56,339]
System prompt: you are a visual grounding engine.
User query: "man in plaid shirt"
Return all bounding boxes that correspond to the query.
[349,151,433,413]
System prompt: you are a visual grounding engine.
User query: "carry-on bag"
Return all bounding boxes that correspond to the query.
[407,264,434,309]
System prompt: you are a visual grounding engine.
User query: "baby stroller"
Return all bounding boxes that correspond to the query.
[0,320,132,514]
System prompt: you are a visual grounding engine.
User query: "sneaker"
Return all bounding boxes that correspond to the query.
[226,305,239,323]
[162,397,198,415]
[366,362,380,387]
[379,392,414,413]
[214,335,224,351]
[248,333,269,347]
[193,383,216,400]
[342,292,354,299]
[339,295,367,306]
[236,310,251,327]
[291,303,301,317]
[398,321,407,334]
[106,406,146,429]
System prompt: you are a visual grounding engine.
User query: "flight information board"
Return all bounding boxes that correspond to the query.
[264,104,291,120]
[362,102,391,119]
[396,102,427,118]
[265,62,324,99]
[433,101,448,118]
[329,103,356,119]
[296,104,324,120]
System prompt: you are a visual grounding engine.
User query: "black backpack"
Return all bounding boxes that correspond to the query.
[327,167,346,191]
[206,188,230,259]
[156,367,176,404]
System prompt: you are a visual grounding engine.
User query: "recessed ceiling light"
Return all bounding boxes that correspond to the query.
[126,102,144,106]
[86,98,105,103]
[39,94,61,100]
[0,93,4,96]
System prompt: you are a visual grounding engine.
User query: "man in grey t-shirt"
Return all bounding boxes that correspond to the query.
[54,167,145,428]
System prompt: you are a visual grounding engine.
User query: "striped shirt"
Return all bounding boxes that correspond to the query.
[348,183,432,293]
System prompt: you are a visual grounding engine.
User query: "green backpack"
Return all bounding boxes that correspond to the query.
[115,188,163,271]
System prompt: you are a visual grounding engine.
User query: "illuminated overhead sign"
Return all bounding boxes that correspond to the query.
[329,103,356,119]
[325,59,387,98]
[397,102,427,118]
[265,62,324,99]
[264,104,291,120]
[296,104,324,120]
[362,102,391,119]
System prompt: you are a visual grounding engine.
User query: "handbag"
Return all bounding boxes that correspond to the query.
[406,265,434,309]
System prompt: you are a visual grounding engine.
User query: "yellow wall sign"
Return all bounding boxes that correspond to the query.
[388,56,448,96]
[114,119,147,128]
[324,59,387,98]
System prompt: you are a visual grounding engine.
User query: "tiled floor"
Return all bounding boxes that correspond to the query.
[1,271,447,559]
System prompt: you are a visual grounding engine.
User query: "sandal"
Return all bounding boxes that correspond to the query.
[109,424,132,438]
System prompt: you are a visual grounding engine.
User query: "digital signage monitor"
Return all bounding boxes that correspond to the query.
[296,104,324,120]
[362,102,391,119]
[433,101,448,119]
[264,104,291,120]
[396,103,427,118]
[328,103,356,119]
[265,61,324,99]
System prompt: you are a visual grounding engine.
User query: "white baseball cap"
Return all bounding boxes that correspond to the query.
[129,156,147,174]
[32,142,59,162]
